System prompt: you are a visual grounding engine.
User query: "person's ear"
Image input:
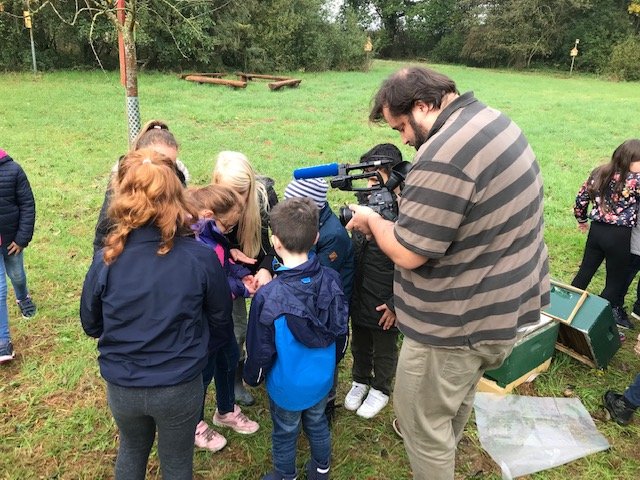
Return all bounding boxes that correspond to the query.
[201,209,214,219]
[271,234,282,250]
[413,100,430,113]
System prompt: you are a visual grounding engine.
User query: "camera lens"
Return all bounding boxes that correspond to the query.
[339,206,353,227]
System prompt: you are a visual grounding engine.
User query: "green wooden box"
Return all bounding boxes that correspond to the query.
[484,317,559,387]
[544,281,621,369]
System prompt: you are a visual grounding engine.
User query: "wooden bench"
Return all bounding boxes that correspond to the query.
[268,79,302,91]
[183,75,247,89]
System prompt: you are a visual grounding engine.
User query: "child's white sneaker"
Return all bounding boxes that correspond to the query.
[356,388,389,419]
[344,382,369,411]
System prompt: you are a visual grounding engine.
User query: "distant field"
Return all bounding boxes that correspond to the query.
[1,61,639,479]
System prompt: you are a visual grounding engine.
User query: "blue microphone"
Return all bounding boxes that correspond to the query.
[293,163,340,180]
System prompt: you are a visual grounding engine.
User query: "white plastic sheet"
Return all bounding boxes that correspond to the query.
[473,393,610,479]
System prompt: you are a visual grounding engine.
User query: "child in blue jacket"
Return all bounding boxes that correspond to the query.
[1,148,36,364]
[244,197,349,480]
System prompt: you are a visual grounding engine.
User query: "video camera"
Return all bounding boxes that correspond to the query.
[293,156,411,226]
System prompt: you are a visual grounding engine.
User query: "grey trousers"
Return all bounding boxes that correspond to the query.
[106,375,203,480]
[233,296,248,361]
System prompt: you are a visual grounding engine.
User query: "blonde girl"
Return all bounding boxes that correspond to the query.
[211,151,278,406]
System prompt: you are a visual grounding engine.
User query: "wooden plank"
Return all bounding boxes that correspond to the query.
[477,358,552,394]
[555,342,597,369]
[184,75,247,89]
[236,72,291,82]
[178,72,224,79]
[268,79,302,91]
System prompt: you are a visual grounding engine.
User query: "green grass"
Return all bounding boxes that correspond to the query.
[1,60,640,479]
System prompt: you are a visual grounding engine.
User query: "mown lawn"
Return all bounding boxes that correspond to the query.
[0,60,639,479]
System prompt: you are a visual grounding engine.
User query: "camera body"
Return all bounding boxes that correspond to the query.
[329,155,411,226]
[338,187,399,225]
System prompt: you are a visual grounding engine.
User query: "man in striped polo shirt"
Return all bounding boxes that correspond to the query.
[347,66,550,479]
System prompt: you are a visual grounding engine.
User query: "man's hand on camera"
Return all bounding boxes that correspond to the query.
[345,204,378,237]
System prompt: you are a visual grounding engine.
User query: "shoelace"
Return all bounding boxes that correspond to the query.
[199,427,220,441]
[234,412,251,424]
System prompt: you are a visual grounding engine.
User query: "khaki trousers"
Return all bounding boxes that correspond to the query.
[394,337,512,480]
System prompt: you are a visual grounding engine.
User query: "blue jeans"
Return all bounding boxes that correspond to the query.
[624,374,640,407]
[106,375,203,480]
[269,396,331,475]
[201,337,239,419]
[2,250,30,302]
[0,254,9,344]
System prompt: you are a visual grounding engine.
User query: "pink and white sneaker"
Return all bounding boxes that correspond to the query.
[194,420,227,452]
[212,404,259,434]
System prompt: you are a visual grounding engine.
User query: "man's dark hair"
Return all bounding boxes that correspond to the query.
[270,197,319,254]
[370,67,458,123]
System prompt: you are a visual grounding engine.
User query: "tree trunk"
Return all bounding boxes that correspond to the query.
[122,25,140,146]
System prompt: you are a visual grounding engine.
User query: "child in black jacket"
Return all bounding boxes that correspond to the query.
[344,144,403,419]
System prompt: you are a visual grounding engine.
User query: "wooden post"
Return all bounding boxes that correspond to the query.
[569,39,579,75]
[117,0,126,87]
[23,1,36,74]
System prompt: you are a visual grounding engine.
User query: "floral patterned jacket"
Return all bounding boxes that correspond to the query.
[574,171,640,227]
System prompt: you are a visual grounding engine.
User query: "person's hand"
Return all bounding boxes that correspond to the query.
[634,333,640,356]
[230,248,257,265]
[242,275,257,296]
[7,242,23,255]
[254,268,273,289]
[345,204,377,237]
[577,222,589,233]
[377,304,397,330]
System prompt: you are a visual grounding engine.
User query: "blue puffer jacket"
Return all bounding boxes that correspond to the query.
[313,204,355,302]
[0,150,36,251]
[244,256,349,410]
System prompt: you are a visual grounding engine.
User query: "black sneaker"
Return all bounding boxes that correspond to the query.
[603,390,637,425]
[17,296,37,319]
[612,306,634,330]
[0,342,15,364]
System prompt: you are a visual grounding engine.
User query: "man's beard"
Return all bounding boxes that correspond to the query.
[409,113,430,150]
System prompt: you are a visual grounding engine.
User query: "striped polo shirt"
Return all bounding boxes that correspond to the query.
[394,92,550,348]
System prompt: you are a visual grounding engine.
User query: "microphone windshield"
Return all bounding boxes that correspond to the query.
[293,163,339,180]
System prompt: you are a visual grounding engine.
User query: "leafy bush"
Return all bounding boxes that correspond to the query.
[0,0,369,72]
[607,35,640,81]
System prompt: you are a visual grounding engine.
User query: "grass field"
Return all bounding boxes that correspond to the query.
[1,60,640,479]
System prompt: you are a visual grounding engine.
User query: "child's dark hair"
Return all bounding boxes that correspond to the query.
[187,185,242,218]
[589,139,640,209]
[270,197,319,254]
[360,143,403,172]
[132,120,179,151]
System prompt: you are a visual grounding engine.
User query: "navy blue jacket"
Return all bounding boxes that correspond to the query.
[313,204,354,301]
[243,256,349,408]
[80,226,233,387]
[0,151,35,251]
